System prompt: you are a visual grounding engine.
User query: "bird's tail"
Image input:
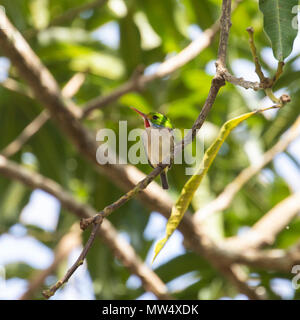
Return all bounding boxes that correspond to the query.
[160,169,169,190]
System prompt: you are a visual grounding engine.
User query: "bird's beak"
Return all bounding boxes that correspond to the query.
[130,107,151,128]
[130,107,147,119]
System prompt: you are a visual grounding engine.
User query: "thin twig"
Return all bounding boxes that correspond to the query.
[216,64,261,90]
[1,111,49,157]
[20,224,81,300]
[272,61,285,85]
[246,26,285,99]
[42,221,100,299]
[246,27,267,84]
[217,0,232,68]
[81,68,145,118]
[0,78,34,98]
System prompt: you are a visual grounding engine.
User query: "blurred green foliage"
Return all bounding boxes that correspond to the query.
[0,0,299,300]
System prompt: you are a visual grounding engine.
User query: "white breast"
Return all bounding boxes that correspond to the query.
[142,128,174,167]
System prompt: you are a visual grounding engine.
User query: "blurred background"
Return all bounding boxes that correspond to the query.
[0,0,300,299]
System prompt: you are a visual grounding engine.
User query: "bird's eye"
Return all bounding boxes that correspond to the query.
[153,115,158,120]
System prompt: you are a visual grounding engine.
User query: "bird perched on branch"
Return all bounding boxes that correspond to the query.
[131,107,174,189]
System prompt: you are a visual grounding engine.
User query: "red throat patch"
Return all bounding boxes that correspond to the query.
[144,118,150,128]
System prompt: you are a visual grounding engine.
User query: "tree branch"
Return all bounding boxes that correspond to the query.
[219,66,261,90]
[216,0,231,68]
[225,191,300,250]
[210,241,300,273]
[0,78,34,98]
[1,111,49,158]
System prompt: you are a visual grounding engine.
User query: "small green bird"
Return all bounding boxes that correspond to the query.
[131,107,174,189]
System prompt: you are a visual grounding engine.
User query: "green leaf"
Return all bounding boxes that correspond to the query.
[119,11,142,76]
[259,0,299,61]
[138,0,184,52]
[153,107,277,262]
[182,0,217,30]
[155,252,213,283]
[0,181,30,228]
[29,0,50,29]
[70,51,125,80]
